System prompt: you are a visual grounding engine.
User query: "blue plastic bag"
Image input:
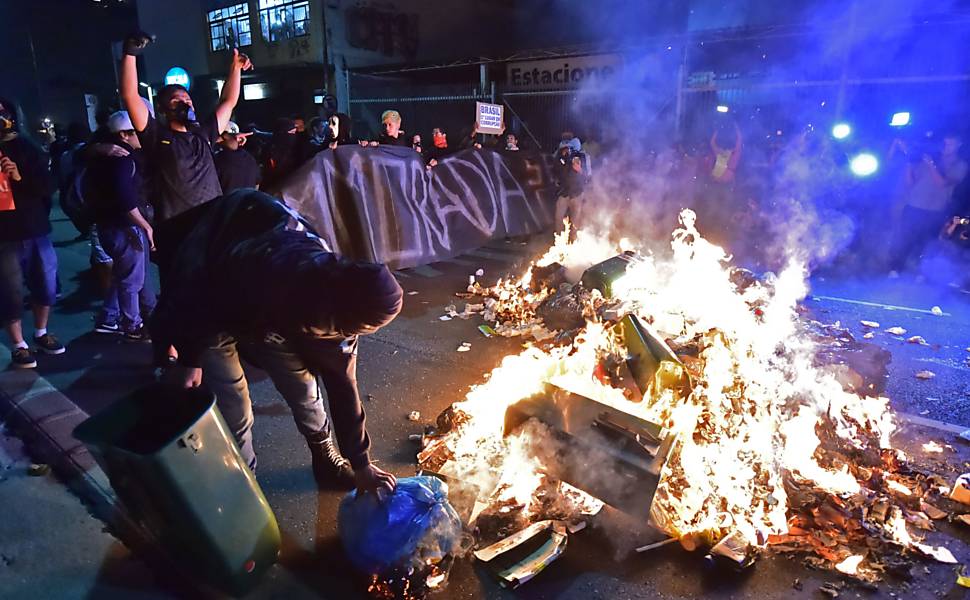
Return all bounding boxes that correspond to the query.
[338,476,463,575]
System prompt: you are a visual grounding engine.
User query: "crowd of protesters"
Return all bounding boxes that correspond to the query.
[3,29,968,497]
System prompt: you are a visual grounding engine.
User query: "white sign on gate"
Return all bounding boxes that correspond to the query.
[476,102,504,135]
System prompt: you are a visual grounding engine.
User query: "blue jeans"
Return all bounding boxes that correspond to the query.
[0,236,58,323]
[199,333,331,470]
[99,225,155,330]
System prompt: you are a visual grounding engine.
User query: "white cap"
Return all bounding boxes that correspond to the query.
[107,111,134,133]
[223,121,240,135]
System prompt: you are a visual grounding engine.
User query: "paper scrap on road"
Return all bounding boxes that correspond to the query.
[886,326,907,335]
[931,306,943,316]
[922,441,944,454]
[863,332,874,339]
[907,335,929,346]
[861,320,880,328]
[408,411,421,421]
[915,370,936,380]
[457,342,471,352]
[407,291,419,296]
[439,315,452,321]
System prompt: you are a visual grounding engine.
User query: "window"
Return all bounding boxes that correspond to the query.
[207,3,251,52]
[258,0,310,43]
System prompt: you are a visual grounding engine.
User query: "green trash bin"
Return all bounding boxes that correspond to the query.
[74,383,281,596]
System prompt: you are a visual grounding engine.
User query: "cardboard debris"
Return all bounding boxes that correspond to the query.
[955,514,970,527]
[931,306,943,316]
[915,370,936,380]
[885,326,907,335]
[907,336,929,346]
[920,501,947,520]
[950,474,970,505]
[860,320,880,328]
[474,520,569,589]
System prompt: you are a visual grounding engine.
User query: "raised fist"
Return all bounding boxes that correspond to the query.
[123,31,155,57]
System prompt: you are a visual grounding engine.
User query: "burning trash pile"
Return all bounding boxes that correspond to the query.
[413,210,966,591]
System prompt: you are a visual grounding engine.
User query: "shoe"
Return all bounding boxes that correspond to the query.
[308,439,356,490]
[124,325,151,343]
[94,321,120,334]
[33,333,65,355]
[10,347,37,369]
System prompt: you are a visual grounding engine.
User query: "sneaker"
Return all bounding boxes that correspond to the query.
[124,326,151,343]
[94,321,121,335]
[33,333,65,355]
[10,347,37,369]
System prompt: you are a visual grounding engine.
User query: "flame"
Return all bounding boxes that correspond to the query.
[428,208,898,551]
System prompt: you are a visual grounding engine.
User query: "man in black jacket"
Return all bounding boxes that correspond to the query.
[0,96,65,368]
[153,190,400,494]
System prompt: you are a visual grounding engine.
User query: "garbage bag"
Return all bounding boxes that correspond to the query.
[338,476,463,575]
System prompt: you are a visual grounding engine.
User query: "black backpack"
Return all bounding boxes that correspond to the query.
[61,163,93,235]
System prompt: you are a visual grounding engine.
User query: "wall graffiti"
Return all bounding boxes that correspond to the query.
[345,6,419,58]
[276,146,558,269]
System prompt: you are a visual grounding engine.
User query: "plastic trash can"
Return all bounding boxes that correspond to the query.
[74,383,281,596]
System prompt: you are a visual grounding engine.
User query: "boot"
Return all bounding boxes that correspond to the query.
[308,438,355,490]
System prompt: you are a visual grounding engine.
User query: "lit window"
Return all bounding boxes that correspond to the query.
[243,83,272,100]
[206,3,251,52]
[258,0,310,43]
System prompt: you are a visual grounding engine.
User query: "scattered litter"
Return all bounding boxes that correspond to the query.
[914,543,958,564]
[915,370,936,380]
[931,306,944,316]
[438,315,452,321]
[835,555,864,575]
[478,324,496,338]
[408,433,424,443]
[959,430,970,444]
[366,394,374,402]
[863,332,875,339]
[408,411,421,422]
[885,326,907,335]
[907,335,929,346]
[468,275,476,286]
[27,464,50,477]
[955,515,970,527]
[407,291,419,296]
[957,566,970,588]
[923,441,944,454]
[818,582,842,597]
[920,501,947,520]
[920,410,930,415]
[792,578,803,591]
[474,520,568,589]
[475,268,484,277]
[861,320,880,328]
[951,475,970,504]
[457,342,471,352]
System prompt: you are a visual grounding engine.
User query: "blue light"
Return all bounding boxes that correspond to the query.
[890,112,911,127]
[849,153,879,177]
[164,67,191,91]
[716,105,729,113]
[832,123,851,139]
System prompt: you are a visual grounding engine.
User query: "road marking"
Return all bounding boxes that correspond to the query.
[466,249,520,262]
[898,411,968,435]
[408,265,444,278]
[811,295,952,317]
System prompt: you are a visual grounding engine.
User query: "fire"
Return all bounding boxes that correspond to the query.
[425,210,916,568]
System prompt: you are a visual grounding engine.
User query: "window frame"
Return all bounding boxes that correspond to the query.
[206,3,252,52]
[258,0,310,43]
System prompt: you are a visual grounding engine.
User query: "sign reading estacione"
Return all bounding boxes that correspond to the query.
[506,54,622,91]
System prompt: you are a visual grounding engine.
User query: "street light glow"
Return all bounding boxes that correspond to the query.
[832,123,851,139]
[890,112,911,127]
[849,152,879,177]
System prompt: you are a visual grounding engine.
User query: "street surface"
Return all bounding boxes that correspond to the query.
[2,210,970,599]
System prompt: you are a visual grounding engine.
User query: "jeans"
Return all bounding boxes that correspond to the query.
[99,225,155,330]
[0,236,58,323]
[199,333,331,470]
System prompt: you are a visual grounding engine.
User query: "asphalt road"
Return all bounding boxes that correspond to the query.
[2,212,970,599]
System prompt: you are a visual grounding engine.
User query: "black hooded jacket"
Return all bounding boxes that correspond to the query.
[151,190,403,468]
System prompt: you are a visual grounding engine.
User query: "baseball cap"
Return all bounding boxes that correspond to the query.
[223,121,240,135]
[107,111,135,133]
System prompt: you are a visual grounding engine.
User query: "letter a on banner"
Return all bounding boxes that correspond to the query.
[476,102,504,135]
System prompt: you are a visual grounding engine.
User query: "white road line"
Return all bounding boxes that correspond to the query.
[811,295,952,317]
[898,411,968,435]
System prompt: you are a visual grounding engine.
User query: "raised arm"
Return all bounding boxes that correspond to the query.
[119,32,154,132]
[215,49,253,134]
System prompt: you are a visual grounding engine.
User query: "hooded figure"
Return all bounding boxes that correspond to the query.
[154,189,401,495]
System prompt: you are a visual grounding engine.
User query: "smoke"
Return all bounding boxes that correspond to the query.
[554,0,969,276]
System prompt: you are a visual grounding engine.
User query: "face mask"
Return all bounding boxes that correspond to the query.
[327,116,340,141]
[169,101,196,124]
[0,107,16,135]
[433,132,447,148]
